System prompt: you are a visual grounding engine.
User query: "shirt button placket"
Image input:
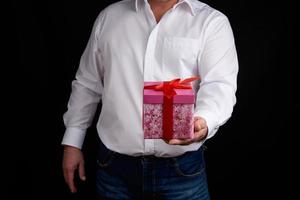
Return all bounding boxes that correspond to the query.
[144,26,159,81]
[143,25,160,155]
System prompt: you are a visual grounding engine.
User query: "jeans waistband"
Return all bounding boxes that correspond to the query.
[98,140,204,164]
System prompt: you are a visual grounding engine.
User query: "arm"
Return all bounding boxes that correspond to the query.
[62,12,105,193]
[62,15,104,149]
[169,13,238,145]
[195,14,238,140]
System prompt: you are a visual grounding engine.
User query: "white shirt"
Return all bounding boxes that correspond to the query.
[62,0,238,157]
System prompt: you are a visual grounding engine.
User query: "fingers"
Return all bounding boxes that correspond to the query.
[167,117,208,146]
[194,117,206,132]
[79,161,86,181]
[168,138,194,145]
[194,117,208,141]
[63,161,86,193]
[193,126,208,142]
[63,165,77,193]
[167,129,206,145]
[62,146,85,193]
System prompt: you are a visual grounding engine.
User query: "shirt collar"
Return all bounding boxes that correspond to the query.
[134,0,197,16]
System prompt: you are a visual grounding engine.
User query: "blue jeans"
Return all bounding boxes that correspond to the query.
[96,142,210,200]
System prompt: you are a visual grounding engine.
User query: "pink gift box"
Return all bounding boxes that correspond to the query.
[143,82,195,139]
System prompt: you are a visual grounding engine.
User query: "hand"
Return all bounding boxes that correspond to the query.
[62,145,86,193]
[168,117,208,145]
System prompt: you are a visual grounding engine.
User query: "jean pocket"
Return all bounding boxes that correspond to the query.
[171,152,205,177]
[97,149,116,168]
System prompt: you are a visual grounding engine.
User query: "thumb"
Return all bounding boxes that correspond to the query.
[194,120,202,131]
[79,161,86,181]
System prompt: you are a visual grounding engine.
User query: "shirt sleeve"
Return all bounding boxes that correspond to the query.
[194,12,239,140]
[62,12,105,149]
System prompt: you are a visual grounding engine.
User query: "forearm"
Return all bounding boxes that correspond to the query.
[62,80,102,149]
[194,73,237,139]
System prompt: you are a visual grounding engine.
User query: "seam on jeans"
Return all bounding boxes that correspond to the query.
[153,163,156,200]
[142,158,145,195]
[97,151,116,168]
[171,158,205,177]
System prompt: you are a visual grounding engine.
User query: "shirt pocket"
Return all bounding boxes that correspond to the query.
[162,37,200,78]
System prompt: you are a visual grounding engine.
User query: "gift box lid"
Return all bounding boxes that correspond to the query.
[143,82,195,104]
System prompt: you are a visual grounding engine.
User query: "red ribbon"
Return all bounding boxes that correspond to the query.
[144,76,200,140]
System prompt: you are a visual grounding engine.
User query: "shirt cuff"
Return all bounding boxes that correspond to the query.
[61,127,86,149]
[193,110,219,140]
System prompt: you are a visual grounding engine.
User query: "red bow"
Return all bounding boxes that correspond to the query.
[144,76,200,140]
[144,76,200,98]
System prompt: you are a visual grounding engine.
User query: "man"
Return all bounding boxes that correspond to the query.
[62,0,238,199]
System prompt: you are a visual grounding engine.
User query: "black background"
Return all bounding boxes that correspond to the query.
[6,0,298,200]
